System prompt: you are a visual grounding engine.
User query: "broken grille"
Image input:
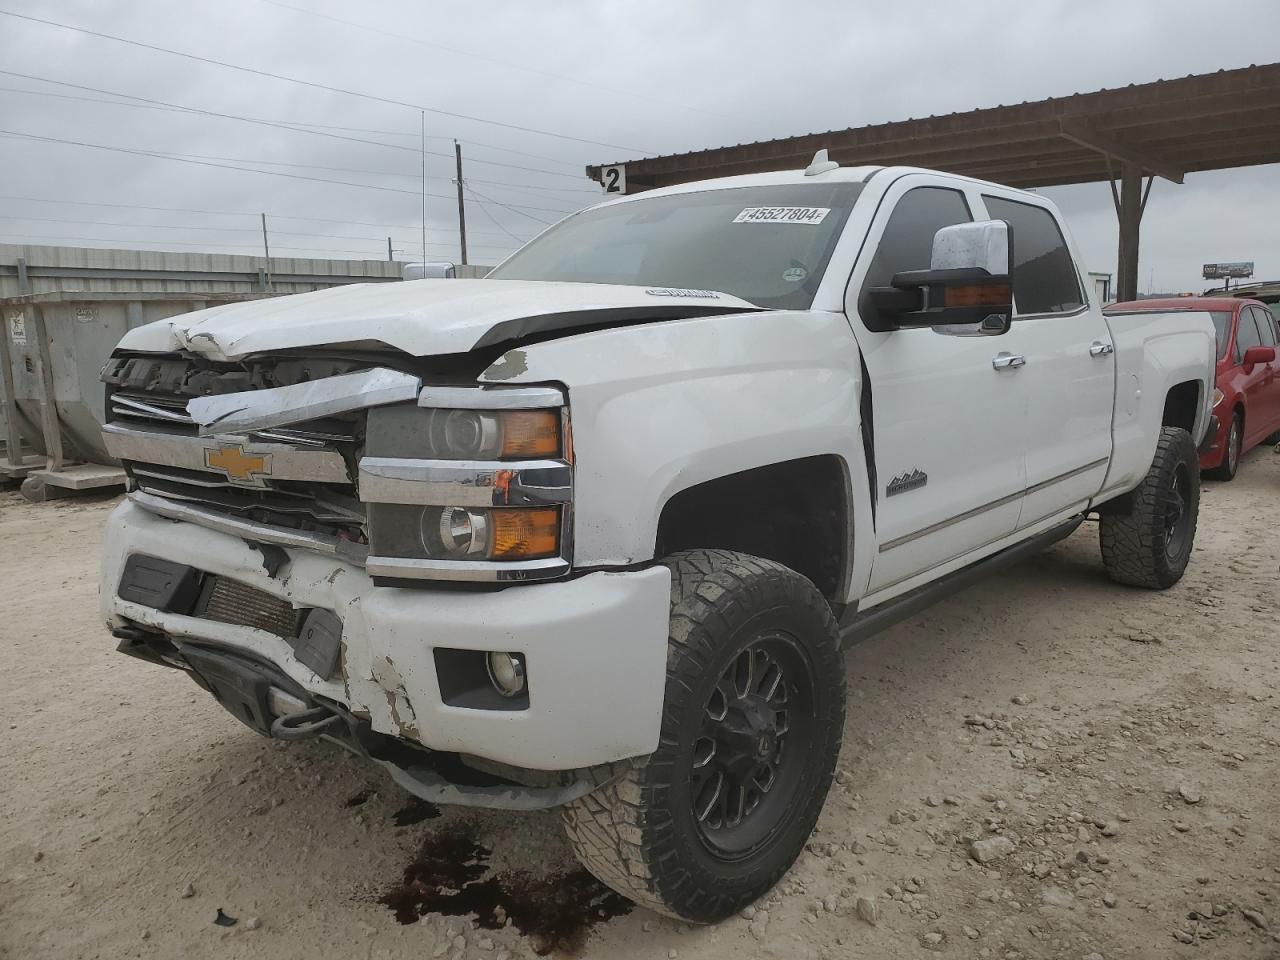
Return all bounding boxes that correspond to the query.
[202,576,299,638]
[103,353,369,546]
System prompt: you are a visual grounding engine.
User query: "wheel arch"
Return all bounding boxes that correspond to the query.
[654,455,853,604]
[1162,379,1203,433]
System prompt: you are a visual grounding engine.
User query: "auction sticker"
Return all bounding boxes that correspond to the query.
[733,206,829,225]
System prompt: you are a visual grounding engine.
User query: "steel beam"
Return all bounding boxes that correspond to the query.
[1057,119,1184,183]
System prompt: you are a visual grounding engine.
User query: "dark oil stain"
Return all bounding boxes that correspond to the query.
[345,788,371,808]
[392,797,442,826]
[381,821,633,957]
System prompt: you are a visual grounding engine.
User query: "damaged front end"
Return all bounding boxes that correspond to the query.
[99,348,669,809]
[114,621,626,811]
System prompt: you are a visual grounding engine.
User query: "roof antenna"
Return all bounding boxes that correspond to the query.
[805,149,839,176]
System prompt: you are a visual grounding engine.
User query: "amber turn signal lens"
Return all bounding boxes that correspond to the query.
[500,410,560,458]
[490,507,560,559]
[944,282,1011,307]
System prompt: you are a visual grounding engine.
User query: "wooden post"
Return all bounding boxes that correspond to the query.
[1116,162,1142,302]
[455,140,468,265]
[28,305,64,473]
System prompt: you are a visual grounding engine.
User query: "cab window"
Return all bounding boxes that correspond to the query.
[981,196,1085,315]
[859,186,972,328]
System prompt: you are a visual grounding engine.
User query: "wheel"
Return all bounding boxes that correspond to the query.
[1100,426,1199,589]
[19,474,49,502]
[1206,411,1242,481]
[563,549,846,922]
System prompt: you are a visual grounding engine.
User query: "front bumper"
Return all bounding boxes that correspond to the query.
[101,499,671,772]
[1198,412,1225,468]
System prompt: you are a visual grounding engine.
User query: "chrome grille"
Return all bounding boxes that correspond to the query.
[202,576,299,637]
[103,353,369,548]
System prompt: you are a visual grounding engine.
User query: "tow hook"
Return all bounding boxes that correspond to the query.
[270,704,343,740]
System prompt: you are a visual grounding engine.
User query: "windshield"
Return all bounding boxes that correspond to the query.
[489,182,864,310]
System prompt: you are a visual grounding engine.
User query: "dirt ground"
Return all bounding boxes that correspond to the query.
[2,449,1278,960]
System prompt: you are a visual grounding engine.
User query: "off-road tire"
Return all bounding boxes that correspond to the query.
[1206,411,1242,481]
[1100,426,1199,588]
[562,549,846,922]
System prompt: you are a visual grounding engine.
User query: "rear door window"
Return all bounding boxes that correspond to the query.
[981,196,1085,315]
[1250,306,1277,346]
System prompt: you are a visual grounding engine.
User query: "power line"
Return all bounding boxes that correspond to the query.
[464,185,527,247]
[464,185,562,226]
[0,70,592,181]
[257,0,746,124]
[0,78,589,169]
[0,194,534,238]
[0,129,579,215]
[0,8,649,153]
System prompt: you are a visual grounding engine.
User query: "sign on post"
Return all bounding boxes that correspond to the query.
[600,165,626,194]
[1202,262,1254,280]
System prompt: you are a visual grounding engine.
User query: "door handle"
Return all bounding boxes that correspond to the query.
[992,353,1026,370]
[1090,341,1114,357]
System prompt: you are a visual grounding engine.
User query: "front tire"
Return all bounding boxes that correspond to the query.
[562,549,846,922]
[1100,426,1199,588]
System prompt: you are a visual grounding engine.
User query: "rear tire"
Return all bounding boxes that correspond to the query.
[1206,411,1242,481]
[562,549,845,923]
[1100,426,1199,589]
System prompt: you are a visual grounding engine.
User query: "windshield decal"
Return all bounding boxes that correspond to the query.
[733,206,830,225]
[644,288,720,299]
[782,266,808,283]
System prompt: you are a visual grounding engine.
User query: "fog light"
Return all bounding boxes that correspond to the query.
[486,652,526,698]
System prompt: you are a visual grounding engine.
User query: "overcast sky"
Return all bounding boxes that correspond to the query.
[1,0,1277,292]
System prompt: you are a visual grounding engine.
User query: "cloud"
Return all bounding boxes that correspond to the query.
[1,0,1276,287]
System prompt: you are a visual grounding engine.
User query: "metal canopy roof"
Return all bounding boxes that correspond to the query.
[586,63,1280,192]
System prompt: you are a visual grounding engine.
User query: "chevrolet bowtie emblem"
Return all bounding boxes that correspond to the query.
[204,444,271,485]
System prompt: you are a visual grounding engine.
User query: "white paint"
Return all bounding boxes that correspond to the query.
[101,500,671,770]
[114,279,758,361]
[98,161,1217,774]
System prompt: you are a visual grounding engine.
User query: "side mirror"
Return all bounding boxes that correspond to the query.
[1242,345,1276,369]
[868,220,1014,335]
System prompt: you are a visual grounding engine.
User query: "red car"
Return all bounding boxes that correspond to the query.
[1108,297,1280,480]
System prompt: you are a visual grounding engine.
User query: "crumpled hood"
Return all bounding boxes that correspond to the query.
[115,278,759,361]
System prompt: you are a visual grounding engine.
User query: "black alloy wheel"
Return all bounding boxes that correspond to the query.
[690,634,816,859]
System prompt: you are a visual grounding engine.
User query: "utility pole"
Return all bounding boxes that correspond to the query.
[260,212,272,290]
[387,236,393,262]
[454,140,468,265]
[420,110,427,268]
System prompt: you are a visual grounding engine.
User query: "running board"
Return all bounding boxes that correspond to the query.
[839,516,1084,648]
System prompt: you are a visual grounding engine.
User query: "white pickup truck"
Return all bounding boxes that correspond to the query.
[99,155,1216,923]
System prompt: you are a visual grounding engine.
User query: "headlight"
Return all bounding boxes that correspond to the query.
[368,405,561,460]
[1212,387,1224,408]
[368,504,561,562]
[361,387,572,582]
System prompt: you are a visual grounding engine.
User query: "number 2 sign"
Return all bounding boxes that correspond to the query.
[601,165,626,194]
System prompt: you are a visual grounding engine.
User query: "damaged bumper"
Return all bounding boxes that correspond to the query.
[102,499,670,785]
